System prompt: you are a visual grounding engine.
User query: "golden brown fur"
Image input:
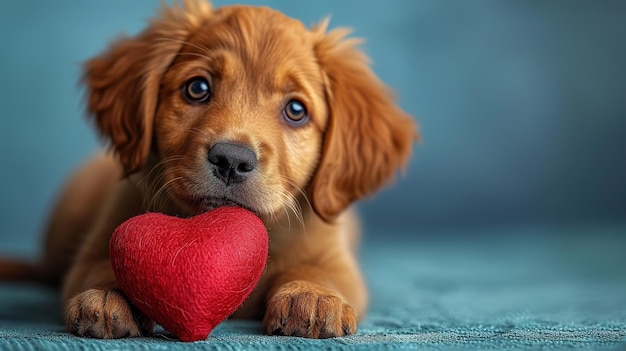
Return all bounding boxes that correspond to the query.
[5,0,417,339]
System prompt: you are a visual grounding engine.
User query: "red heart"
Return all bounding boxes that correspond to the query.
[109,206,268,341]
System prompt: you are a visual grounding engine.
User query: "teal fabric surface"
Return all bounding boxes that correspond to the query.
[1,224,625,350]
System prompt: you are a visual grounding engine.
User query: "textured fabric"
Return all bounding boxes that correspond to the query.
[110,207,268,341]
[1,224,625,350]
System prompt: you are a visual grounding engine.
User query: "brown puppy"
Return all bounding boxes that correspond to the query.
[32,0,417,340]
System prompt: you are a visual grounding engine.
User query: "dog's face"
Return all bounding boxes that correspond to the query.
[154,7,327,219]
[85,2,417,222]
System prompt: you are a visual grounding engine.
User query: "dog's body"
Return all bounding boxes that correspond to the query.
[47,152,366,339]
[2,0,417,339]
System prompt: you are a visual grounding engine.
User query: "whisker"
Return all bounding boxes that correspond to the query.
[279,175,313,215]
[144,156,185,182]
[273,188,305,231]
[148,172,186,212]
[140,157,187,211]
[151,176,184,212]
[275,192,293,230]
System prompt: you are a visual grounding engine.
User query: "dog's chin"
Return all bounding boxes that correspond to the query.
[172,193,261,218]
[198,197,259,215]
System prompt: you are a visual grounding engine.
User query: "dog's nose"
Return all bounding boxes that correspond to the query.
[207,142,258,185]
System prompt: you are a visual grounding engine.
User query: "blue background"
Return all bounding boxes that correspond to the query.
[0,0,625,256]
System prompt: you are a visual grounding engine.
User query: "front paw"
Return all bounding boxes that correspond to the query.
[65,288,154,339]
[263,280,357,338]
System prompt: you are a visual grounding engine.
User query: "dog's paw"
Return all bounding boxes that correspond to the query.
[65,288,154,339]
[263,280,357,338]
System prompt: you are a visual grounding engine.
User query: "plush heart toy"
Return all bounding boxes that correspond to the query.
[109,206,268,342]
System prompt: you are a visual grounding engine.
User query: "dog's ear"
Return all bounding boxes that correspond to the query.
[84,0,212,176]
[309,22,419,222]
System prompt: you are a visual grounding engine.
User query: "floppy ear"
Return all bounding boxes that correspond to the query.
[84,0,212,176]
[309,23,419,222]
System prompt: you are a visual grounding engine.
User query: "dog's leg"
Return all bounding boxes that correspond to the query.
[63,260,154,338]
[62,179,154,339]
[263,255,367,338]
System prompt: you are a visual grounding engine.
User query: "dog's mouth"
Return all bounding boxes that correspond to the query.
[184,195,260,217]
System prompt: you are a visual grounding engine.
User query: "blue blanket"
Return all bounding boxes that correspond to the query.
[1,224,625,350]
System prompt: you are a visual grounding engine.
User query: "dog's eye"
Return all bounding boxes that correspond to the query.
[283,100,308,125]
[183,77,211,103]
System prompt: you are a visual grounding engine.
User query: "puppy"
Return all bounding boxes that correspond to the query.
[9,0,417,339]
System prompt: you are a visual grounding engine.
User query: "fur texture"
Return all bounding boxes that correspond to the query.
[10,0,418,339]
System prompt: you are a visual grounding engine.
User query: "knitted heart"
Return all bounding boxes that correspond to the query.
[109,207,268,342]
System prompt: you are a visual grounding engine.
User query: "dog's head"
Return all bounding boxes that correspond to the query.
[85,1,418,222]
